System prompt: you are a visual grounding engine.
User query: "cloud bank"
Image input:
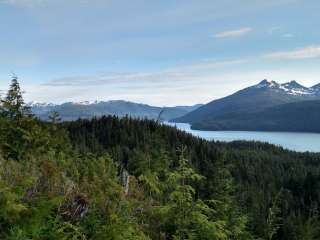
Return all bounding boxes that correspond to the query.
[264,45,320,60]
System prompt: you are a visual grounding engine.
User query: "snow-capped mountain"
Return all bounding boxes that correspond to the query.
[72,100,102,105]
[174,79,320,126]
[28,100,202,121]
[254,79,317,96]
[27,101,57,107]
[310,83,320,93]
[27,101,102,107]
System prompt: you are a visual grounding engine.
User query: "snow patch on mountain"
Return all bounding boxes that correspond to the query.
[255,80,316,95]
[27,101,56,107]
[72,100,101,105]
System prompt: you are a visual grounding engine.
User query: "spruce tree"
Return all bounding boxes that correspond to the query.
[0,76,36,160]
[2,75,31,119]
[160,146,229,239]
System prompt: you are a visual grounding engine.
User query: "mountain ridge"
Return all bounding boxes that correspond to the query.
[192,99,320,132]
[29,100,203,121]
[173,79,320,132]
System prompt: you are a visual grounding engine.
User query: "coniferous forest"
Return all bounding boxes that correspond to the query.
[1,77,320,239]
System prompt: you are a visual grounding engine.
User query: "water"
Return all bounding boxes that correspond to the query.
[165,122,320,153]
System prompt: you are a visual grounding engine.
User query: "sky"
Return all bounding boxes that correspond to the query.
[0,0,320,106]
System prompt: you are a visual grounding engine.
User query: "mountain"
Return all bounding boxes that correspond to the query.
[174,79,320,131]
[192,100,320,132]
[172,104,203,112]
[310,83,320,94]
[29,100,202,121]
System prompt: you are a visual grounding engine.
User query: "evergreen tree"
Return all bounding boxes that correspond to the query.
[159,146,228,239]
[49,111,62,124]
[265,190,283,240]
[1,75,31,119]
[0,76,48,160]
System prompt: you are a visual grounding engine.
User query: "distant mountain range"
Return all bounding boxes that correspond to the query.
[29,100,203,121]
[174,79,320,132]
[30,79,320,132]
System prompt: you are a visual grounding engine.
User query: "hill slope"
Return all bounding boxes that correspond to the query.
[192,100,320,132]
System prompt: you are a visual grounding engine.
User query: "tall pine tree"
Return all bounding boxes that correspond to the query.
[1,75,31,119]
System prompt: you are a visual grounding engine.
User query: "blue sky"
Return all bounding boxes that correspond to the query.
[1,0,320,106]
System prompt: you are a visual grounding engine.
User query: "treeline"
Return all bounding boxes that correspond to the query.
[0,76,319,239]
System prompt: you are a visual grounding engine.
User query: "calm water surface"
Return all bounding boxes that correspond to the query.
[165,122,320,153]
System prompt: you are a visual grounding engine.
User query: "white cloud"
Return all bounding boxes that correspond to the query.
[214,27,252,38]
[263,45,320,60]
[166,59,247,73]
[43,59,246,87]
[283,33,294,38]
[26,58,249,105]
[43,72,155,87]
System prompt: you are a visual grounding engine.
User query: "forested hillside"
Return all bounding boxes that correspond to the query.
[0,77,319,239]
[66,116,320,240]
[192,100,320,132]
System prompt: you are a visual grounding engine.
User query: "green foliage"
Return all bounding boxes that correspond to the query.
[1,75,31,119]
[284,211,320,240]
[265,191,283,240]
[0,77,319,239]
[159,147,227,239]
[66,116,320,240]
